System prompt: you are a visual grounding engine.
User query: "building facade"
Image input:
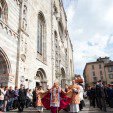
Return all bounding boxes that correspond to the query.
[105,62,113,84]
[83,57,111,86]
[0,0,74,89]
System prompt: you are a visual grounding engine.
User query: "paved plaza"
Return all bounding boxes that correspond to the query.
[2,100,112,113]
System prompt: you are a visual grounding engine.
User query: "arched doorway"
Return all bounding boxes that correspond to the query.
[0,48,10,86]
[61,68,66,89]
[35,68,47,90]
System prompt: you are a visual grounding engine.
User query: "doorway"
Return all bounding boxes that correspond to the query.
[0,48,10,86]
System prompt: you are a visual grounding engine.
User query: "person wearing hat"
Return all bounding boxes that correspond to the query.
[41,81,71,113]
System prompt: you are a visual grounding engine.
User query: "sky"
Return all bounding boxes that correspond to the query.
[63,0,113,75]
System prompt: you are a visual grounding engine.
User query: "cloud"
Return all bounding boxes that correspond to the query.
[63,0,113,75]
[104,6,113,25]
[107,35,113,45]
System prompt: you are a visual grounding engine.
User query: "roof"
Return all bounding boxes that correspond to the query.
[86,61,104,65]
[105,62,113,67]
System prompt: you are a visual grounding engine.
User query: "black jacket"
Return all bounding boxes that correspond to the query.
[18,89,26,101]
[95,84,106,98]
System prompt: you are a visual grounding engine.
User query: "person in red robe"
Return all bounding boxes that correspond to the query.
[41,82,71,113]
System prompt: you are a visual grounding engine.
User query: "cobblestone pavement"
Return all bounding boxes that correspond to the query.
[0,100,113,113]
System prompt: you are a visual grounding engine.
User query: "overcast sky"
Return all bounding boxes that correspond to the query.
[63,0,113,75]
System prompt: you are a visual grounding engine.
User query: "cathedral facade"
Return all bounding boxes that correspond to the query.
[0,0,74,89]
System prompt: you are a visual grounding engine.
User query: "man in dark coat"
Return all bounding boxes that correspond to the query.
[87,86,92,106]
[18,85,26,112]
[95,80,107,112]
[90,86,96,108]
[107,85,113,107]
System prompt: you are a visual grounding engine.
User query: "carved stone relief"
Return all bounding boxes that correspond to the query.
[21,0,28,31]
[21,54,26,62]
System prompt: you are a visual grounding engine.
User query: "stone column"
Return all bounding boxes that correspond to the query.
[16,0,29,87]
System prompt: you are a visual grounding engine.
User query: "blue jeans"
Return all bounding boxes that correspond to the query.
[7,98,14,110]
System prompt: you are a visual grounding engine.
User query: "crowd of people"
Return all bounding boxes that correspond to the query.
[87,80,113,112]
[0,85,33,112]
[0,77,85,113]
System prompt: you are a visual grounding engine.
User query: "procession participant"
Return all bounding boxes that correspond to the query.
[41,81,71,113]
[75,76,84,111]
[65,84,69,92]
[50,81,61,113]
[68,80,80,113]
[63,84,70,112]
[36,86,44,112]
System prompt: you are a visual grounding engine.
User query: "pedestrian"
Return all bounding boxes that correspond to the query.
[18,85,26,112]
[90,86,96,108]
[0,86,5,111]
[3,86,9,112]
[26,88,32,108]
[7,86,15,110]
[32,87,37,108]
[107,84,113,108]
[86,86,92,106]
[13,86,19,109]
[36,86,44,112]
[95,80,107,112]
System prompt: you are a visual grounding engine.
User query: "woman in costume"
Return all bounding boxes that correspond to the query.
[68,80,80,113]
[36,86,44,112]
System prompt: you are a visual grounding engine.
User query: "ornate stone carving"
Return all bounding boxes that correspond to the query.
[22,18,27,31]
[0,20,19,39]
[21,0,28,31]
[21,54,26,62]
[14,0,21,5]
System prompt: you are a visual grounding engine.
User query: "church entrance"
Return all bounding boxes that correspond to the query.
[35,68,47,90]
[0,48,10,86]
